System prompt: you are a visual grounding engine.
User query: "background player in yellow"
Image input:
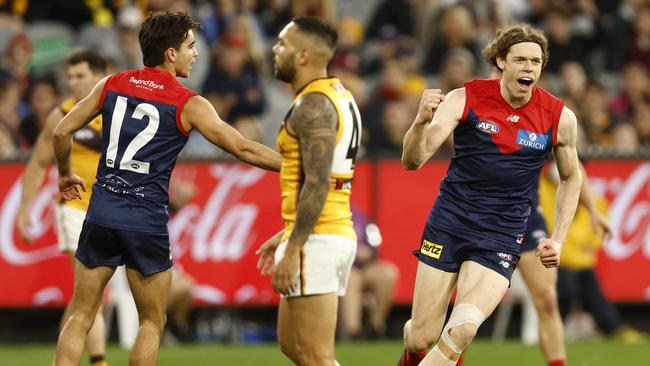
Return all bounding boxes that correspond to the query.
[16,50,109,366]
[256,17,362,365]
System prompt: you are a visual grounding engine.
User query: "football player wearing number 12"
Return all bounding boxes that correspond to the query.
[52,11,281,366]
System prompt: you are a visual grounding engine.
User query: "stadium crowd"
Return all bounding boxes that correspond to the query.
[0,0,648,161]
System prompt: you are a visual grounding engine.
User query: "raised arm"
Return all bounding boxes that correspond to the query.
[17,108,62,241]
[53,77,108,199]
[271,92,337,295]
[401,88,464,170]
[536,106,582,267]
[182,95,281,172]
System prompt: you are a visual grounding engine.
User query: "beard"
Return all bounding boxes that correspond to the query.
[274,58,296,83]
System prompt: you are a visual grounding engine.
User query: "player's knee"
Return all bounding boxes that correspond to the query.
[447,322,478,350]
[383,262,399,285]
[534,285,559,316]
[439,303,486,353]
[406,319,439,352]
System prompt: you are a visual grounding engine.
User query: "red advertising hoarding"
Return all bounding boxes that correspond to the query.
[0,160,647,306]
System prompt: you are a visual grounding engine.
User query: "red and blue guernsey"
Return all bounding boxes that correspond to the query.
[428,79,563,255]
[86,67,195,233]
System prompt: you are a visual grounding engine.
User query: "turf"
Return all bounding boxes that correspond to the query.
[1,340,648,365]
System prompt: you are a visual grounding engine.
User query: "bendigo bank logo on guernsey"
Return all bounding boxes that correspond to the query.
[516,129,548,150]
[129,76,165,91]
[421,240,443,259]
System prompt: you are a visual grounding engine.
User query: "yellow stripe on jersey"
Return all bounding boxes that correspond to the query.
[60,98,102,211]
[277,78,362,241]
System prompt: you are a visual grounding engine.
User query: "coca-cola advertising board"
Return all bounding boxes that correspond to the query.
[0,160,647,307]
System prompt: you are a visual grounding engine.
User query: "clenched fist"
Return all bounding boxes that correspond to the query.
[414,89,445,126]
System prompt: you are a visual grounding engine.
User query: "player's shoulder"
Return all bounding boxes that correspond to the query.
[463,78,498,102]
[532,85,564,112]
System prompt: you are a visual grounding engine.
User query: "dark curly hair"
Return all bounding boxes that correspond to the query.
[139,11,201,67]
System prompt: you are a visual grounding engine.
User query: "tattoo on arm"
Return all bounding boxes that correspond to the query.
[287,92,338,247]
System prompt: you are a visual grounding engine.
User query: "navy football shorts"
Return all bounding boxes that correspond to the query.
[521,208,548,253]
[76,220,172,276]
[414,224,519,281]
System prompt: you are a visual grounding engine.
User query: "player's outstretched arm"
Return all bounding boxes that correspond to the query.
[17,108,63,242]
[536,107,582,268]
[273,92,337,295]
[53,77,108,199]
[401,88,463,170]
[183,96,281,172]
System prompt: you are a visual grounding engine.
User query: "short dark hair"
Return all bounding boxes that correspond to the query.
[139,11,200,67]
[292,16,338,51]
[66,50,107,74]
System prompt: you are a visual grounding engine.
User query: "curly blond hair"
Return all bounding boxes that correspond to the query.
[482,23,549,71]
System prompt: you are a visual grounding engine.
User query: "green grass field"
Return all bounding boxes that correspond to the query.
[2,340,649,365]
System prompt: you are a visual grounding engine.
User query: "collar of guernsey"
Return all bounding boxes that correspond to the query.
[278,77,357,242]
[58,97,103,211]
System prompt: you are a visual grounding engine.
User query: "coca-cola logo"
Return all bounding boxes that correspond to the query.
[168,164,265,262]
[601,164,650,260]
[0,168,60,265]
[0,165,267,265]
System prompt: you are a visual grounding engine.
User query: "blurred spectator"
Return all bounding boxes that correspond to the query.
[1,33,33,99]
[340,209,398,339]
[22,0,94,29]
[611,122,641,154]
[361,24,403,76]
[439,47,476,93]
[0,77,25,157]
[202,0,266,47]
[292,0,336,26]
[422,5,480,75]
[255,0,292,38]
[330,17,364,74]
[601,0,636,71]
[580,81,620,147]
[543,5,594,73]
[560,61,589,111]
[610,63,650,120]
[202,34,265,122]
[20,75,60,146]
[628,3,650,73]
[539,168,648,344]
[630,101,650,145]
[100,6,143,71]
[367,98,413,154]
[365,0,415,41]
[223,14,270,76]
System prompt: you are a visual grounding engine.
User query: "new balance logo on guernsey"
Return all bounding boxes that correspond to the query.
[421,240,443,259]
[129,76,165,90]
[506,114,520,122]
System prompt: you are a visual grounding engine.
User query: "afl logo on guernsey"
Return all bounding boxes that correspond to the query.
[476,120,499,134]
[516,129,548,150]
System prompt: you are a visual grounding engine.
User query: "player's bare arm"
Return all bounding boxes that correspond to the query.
[536,106,582,268]
[182,96,281,172]
[272,92,337,295]
[53,77,108,200]
[401,88,463,170]
[577,162,612,238]
[17,107,63,242]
